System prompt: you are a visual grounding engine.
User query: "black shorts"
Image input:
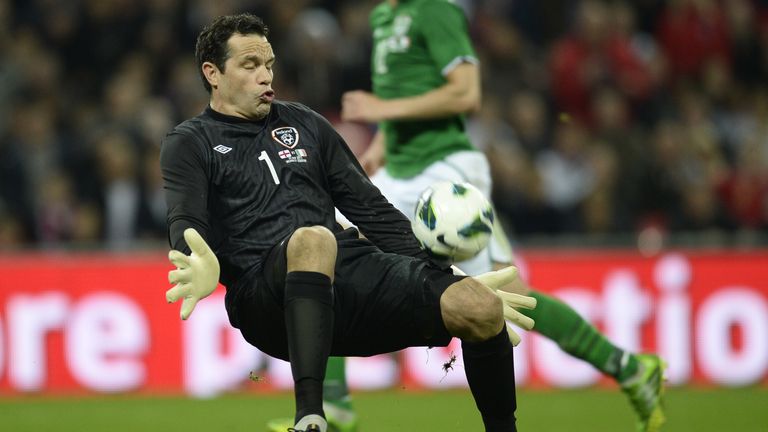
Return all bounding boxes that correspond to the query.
[227,228,465,361]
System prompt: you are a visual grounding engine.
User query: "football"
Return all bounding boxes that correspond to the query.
[411,181,494,262]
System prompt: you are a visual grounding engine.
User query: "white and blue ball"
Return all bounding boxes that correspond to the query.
[412,181,494,262]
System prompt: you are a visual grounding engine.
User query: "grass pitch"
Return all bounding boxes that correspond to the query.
[1,387,765,431]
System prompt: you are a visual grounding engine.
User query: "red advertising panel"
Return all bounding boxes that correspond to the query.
[517,250,768,388]
[0,250,766,395]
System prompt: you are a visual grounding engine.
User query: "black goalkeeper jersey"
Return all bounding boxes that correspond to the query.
[160,101,429,287]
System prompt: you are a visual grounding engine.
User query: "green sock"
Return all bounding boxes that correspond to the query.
[520,291,638,381]
[323,357,353,410]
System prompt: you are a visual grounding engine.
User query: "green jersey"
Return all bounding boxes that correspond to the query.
[370,0,478,178]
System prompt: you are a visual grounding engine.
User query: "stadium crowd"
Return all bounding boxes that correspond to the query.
[1,0,767,248]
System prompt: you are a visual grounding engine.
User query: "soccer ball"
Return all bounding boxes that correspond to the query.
[411,181,494,262]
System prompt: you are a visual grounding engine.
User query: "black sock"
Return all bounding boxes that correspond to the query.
[462,325,517,431]
[284,271,334,423]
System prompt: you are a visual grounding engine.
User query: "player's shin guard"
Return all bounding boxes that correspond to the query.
[285,271,335,424]
[462,325,517,431]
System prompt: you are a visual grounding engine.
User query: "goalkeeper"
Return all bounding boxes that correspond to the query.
[271,1,666,432]
[162,13,533,432]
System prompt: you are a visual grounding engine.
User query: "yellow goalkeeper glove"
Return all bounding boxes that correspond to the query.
[166,228,220,320]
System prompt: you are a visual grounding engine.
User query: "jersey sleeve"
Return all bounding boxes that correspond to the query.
[420,2,477,76]
[160,131,211,253]
[314,114,431,260]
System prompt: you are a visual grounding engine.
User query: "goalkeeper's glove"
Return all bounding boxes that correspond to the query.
[452,265,537,346]
[166,228,220,320]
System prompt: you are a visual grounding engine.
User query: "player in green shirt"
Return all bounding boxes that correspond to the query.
[270,1,666,431]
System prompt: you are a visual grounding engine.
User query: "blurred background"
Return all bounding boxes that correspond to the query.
[0,0,767,431]
[1,0,768,249]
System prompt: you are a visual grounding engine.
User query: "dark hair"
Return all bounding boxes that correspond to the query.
[194,13,270,93]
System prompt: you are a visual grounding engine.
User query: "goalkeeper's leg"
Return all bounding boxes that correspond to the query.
[284,226,338,432]
[267,357,358,432]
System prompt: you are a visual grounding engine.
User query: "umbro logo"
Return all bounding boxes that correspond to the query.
[213,145,232,154]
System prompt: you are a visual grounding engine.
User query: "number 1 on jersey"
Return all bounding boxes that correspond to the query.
[258,150,280,185]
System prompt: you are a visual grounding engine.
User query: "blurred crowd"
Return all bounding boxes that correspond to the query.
[1,0,767,249]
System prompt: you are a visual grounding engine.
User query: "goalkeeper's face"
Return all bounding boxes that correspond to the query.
[209,33,275,120]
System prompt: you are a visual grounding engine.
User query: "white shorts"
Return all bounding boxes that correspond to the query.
[340,151,511,276]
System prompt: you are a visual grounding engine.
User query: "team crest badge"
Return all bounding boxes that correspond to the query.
[271,127,300,149]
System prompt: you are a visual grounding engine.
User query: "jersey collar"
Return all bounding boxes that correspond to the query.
[205,105,270,125]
